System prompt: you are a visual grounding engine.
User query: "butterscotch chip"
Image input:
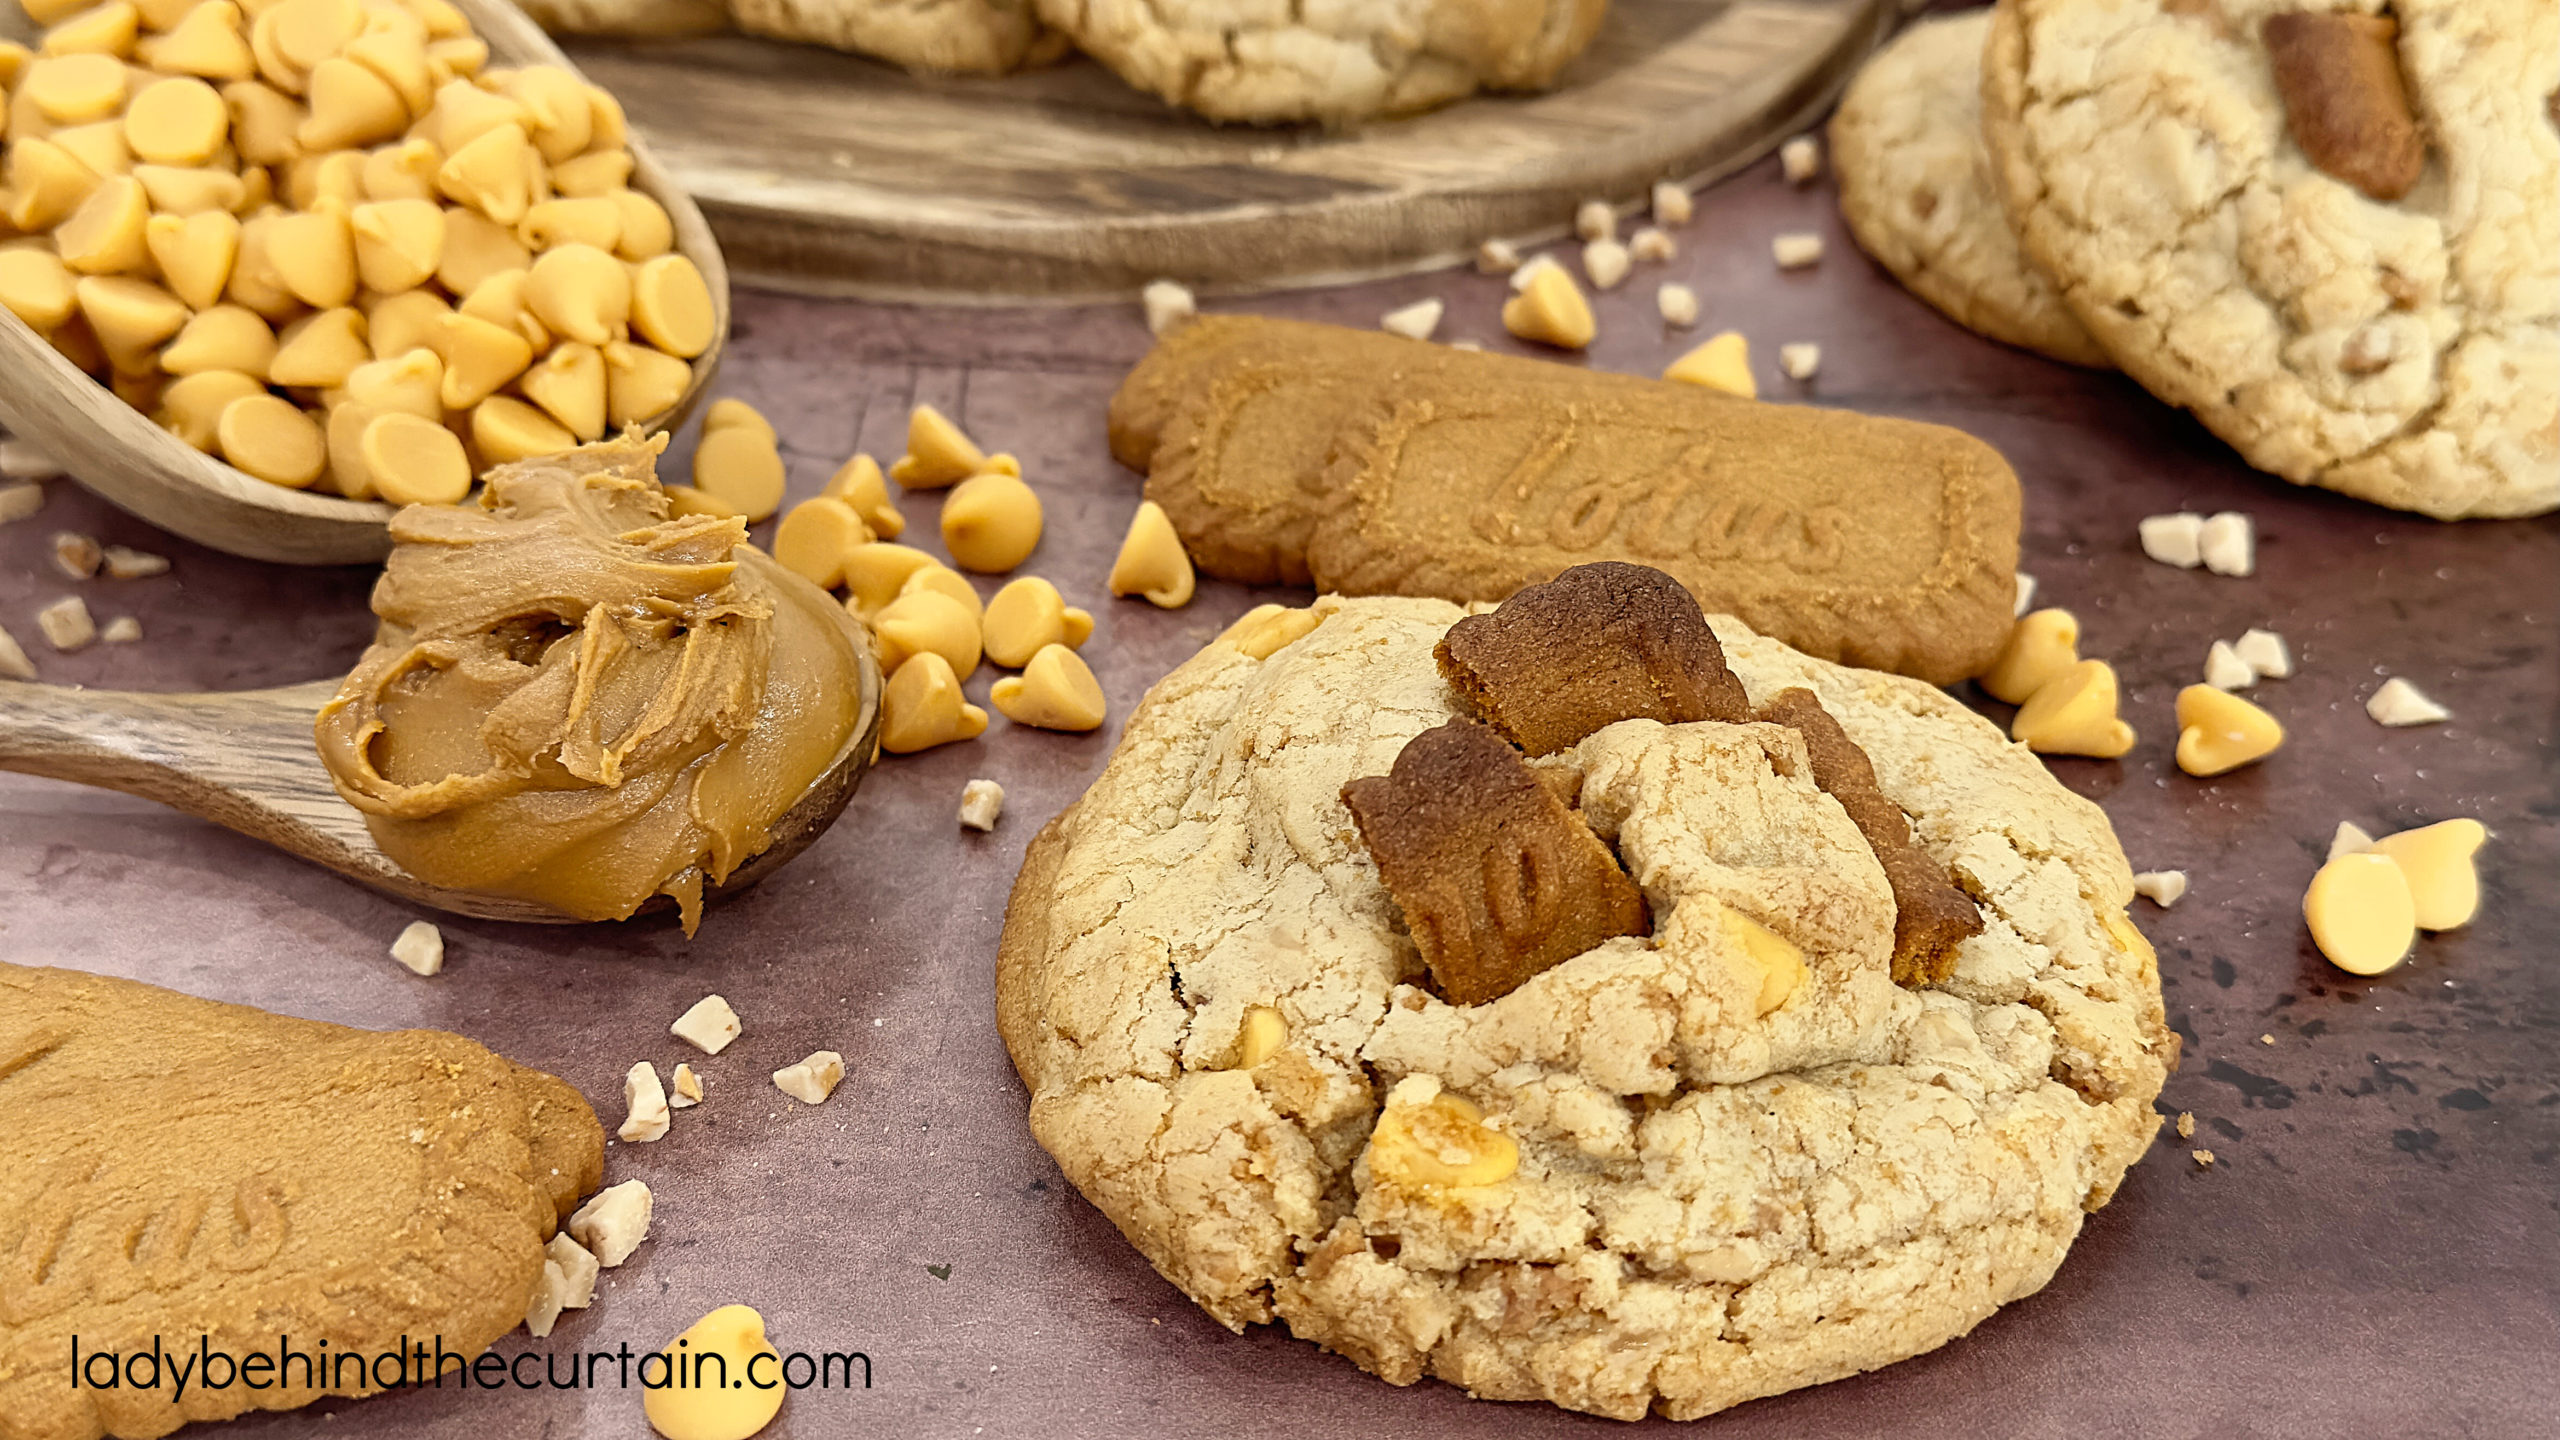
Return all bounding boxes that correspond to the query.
[2262,11,2425,201]
[1435,561,1750,755]
[1340,718,1647,1005]
[1754,686,1982,986]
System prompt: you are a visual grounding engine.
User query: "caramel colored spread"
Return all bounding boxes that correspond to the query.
[315,436,863,931]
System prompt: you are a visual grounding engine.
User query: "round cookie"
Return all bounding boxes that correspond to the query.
[998,594,2173,1421]
[1982,0,2559,519]
[1036,0,1611,125]
[726,0,1058,73]
[1830,10,2110,366]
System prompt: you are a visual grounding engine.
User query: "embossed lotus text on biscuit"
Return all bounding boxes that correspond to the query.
[3,1179,289,1325]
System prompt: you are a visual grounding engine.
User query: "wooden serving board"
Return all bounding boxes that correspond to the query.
[562,0,1896,302]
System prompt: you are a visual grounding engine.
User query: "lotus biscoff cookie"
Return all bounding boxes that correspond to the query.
[0,963,604,1440]
[998,578,2174,1421]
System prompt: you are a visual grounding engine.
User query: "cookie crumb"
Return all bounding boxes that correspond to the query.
[2366,677,2448,726]
[1651,179,1692,227]
[100,616,141,644]
[1475,237,1521,274]
[669,1062,703,1108]
[1574,198,1615,242]
[2204,640,2255,690]
[2199,512,2254,575]
[1779,134,1822,185]
[2235,628,2292,678]
[671,994,743,1055]
[1582,238,1630,290]
[959,778,1005,831]
[0,624,33,681]
[1141,279,1196,337]
[0,437,63,481]
[2139,512,2205,568]
[2133,870,2188,907]
[101,544,170,579]
[1627,226,1676,263]
[0,483,42,525]
[2328,821,2374,861]
[773,1050,846,1105]
[1380,298,1443,341]
[618,1061,670,1143]
[1771,232,1824,269]
[2192,1148,2215,1168]
[1778,342,1820,380]
[2176,1111,2196,1139]
[389,920,444,975]
[569,1180,653,1267]
[50,531,102,580]
[2013,572,2037,616]
[1656,282,1699,328]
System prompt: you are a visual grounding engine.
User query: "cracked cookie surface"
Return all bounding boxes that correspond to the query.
[997,596,2171,1420]
[1982,0,2560,518]
[1830,9,2109,366]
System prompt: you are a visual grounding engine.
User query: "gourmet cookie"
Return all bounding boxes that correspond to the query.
[1982,0,2560,518]
[999,591,2173,1420]
[727,0,1060,74]
[0,964,604,1440]
[516,0,728,38]
[1038,0,1611,125]
[1829,10,2109,366]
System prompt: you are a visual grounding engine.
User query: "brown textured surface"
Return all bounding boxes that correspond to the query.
[1,125,2555,1438]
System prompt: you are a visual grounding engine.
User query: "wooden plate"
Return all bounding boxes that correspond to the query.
[562,0,1894,303]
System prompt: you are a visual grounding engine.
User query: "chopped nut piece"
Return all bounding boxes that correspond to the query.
[1475,237,1521,274]
[548,1233,600,1308]
[1627,225,1675,263]
[2235,628,2292,678]
[1573,198,1615,242]
[1778,342,1820,380]
[0,625,34,681]
[2139,512,2205,567]
[1779,134,1822,185]
[0,438,64,481]
[2369,818,2486,931]
[2263,10,2425,201]
[2198,511,2254,575]
[2329,821,2375,861]
[670,994,743,1055]
[2133,870,2189,908]
[959,778,1005,831]
[1379,297,1443,341]
[618,1061,669,1142]
[1656,282,1699,328]
[2305,851,2415,975]
[1582,237,1630,290]
[772,1050,845,1105]
[1650,178,1692,226]
[1140,278,1195,337]
[36,596,95,651]
[668,1063,703,1109]
[2366,676,2448,726]
[2204,639,2256,691]
[50,531,103,580]
[2176,1111,2196,1139]
[2013,573,2037,617]
[1771,232,1823,268]
[0,484,43,524]
[99,544,170,579]
[2192,1148,2215,1168]
[568,1179,653,1267]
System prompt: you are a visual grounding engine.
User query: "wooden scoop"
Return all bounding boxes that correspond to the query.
[0,651,883,925]
[0,0,728,567]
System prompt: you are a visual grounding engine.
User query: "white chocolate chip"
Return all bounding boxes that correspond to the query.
[2328,821,2374,861]
[568,1180,653,1267]
[2235,628,2291,678]
[670,994,743,1055]
[1140,279,1195,337]
[0,483,42,524]
[1582,238,1630,290]
[1379,298,1443,341]
[0,625,33,681]
[2012,573,2037,616]
[1475,237,1520,273]
[524,1258,571,1338]
[959,778,1005,832]
[1778,342,1820,380]
[669,1062,703,1109]
[1627,226,1675,263]
[2198,511,2254,575]
[37,597,95,652]
[2366,676,2449,726]
[1771,232,1823,269]
[50,531,102,580]
[99,616,141,644]
[101,545,169,579]
[1507,252,1562,293]
[547,1233,600,1308]
[1779,134,1822,185]
[772,1050,845,1105]
[618,1061,670,1143]
[1573,198,1615,242]
[1656,282,1699,328]
[0,438,63,481]
[389,920,443,975]
[2204,640,2256,690]
[2138,512,2205,568]
[2132,870,2189,908]
[1650,179,1692,227]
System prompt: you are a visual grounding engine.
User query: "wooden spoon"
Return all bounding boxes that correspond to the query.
[0,0,729,567]
[0,647,883,925]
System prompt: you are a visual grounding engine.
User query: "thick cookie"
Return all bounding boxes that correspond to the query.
[1982,0,2559,518]
[0,964,604,1440]
[516,0,728,38]
[726,0,1058,72]
[999,595,2173,1420]
[1038,0,1610,125]
[1829,10,2109,366]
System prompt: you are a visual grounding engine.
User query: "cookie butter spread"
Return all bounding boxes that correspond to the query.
[315,436,863,931]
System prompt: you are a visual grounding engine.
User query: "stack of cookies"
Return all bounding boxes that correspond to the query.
[1830,0,2558,520]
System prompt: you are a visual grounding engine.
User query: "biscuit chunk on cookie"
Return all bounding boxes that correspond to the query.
[1342,719,1648,1005]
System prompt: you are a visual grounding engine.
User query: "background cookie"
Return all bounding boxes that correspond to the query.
[728,0,1058,73]
[999,597,2172,1421]
[1830,9,2109,367]
[1037,0,1611,125]
[1983,0,2560,519]
[517,0,728,38]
